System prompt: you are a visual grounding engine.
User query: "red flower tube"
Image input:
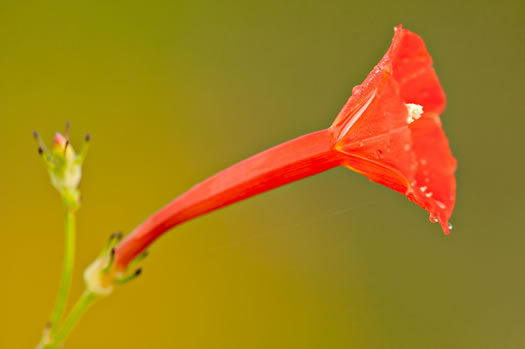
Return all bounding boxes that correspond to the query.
[114,25,456,271]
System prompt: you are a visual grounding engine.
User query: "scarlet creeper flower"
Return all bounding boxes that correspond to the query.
[114,25,456,272]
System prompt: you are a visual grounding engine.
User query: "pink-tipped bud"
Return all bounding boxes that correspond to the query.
[54,132,68,149]
[34,125,89,208]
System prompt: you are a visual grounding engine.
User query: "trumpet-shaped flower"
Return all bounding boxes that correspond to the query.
[110,25,456,273]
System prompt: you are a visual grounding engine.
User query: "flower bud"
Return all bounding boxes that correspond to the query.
[34,125,90,208]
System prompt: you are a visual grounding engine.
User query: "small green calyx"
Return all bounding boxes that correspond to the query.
[33,122,90,208]
[84,232,145,297]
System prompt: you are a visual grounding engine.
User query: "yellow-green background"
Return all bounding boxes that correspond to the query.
[1,0,524,348]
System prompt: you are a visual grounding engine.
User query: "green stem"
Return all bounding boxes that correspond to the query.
[50,291,98,347]
[49,206,76,336]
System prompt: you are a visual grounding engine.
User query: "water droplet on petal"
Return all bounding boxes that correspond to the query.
[448,222,453,230]
[429,216,438,223]
[420,186,427,192]
[425,192,433,198]
[436,201,446,210]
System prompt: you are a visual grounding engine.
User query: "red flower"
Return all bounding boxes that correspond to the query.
[113,25,456,271]
[332,25,455,233]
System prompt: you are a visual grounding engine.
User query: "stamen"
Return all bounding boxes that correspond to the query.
[406,103,423,124]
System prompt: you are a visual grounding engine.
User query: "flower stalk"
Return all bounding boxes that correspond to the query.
[48,207,76,336]
[52,291,98,347]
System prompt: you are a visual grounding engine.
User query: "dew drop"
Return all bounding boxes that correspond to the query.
[436,201,446,210]
[425,192,433,198]
[429,216,438,223]
[419,186,427,192]
[448,222,453,231]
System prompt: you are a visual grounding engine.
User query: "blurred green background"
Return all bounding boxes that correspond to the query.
[1,0,524,348]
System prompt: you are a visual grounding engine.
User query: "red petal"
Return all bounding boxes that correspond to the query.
[331,25,456,233]
[390,26,446,115]
[407,115,456,233]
